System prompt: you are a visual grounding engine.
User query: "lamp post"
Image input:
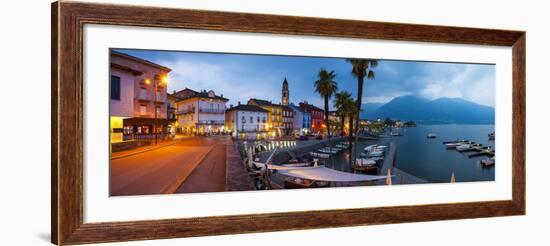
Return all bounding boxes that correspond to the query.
[146,74,168,145]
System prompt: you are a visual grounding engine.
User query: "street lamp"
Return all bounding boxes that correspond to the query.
[148,74,168,144]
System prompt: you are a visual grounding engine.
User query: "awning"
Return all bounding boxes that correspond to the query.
[253,162,386,182]
[123,117,174,126]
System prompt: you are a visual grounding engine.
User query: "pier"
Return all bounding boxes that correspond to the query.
[443,139,495,157]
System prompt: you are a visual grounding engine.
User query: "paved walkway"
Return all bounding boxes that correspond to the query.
[175,142,227,193]
[110,137,232,196]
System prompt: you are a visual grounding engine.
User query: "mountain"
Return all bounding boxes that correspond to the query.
[359,103,383,119]
[361,96,494,124]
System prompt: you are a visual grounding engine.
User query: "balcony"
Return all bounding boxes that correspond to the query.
[197,120,225,125]
[176,108,196,115]
[199,108,225,114]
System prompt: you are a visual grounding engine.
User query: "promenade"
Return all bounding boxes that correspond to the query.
[110,136,239,196]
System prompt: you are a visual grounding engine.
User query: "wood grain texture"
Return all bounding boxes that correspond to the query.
[51,1,526,245]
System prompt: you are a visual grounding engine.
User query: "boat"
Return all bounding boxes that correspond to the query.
[355,158,376,166]
[375,145,388,150]
[317,148,337,154]
[284,177,329,189]
[309,152,330,159]
[366,150,384,157]
[353,158,378,172]
[445,143,462,149]
[456,144,470,151]
[335,144,349,150]
[364,144,378,151]
[427,133,437,138]
[480,157,495,166]
[390,132,403,136]
[488,132,495,140]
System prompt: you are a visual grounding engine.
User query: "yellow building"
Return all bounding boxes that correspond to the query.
[248,98,284,137]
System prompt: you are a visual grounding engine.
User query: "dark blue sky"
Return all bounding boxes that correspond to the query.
[115,48,495,110]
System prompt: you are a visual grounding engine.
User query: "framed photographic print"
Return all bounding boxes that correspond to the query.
[52,1,525,245]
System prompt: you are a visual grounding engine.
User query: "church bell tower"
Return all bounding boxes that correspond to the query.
[282,77,289,105]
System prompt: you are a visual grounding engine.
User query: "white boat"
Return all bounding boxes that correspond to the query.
[364,144,378,151]
[376,145,388,149]
[480,157,495,166]
[355,158,376,166]
[445,143,461,149]
[367,150,384,157]
[427,133,437,138]
[310,152,330,159]
[317,147,338,154]
[456,144,470,151]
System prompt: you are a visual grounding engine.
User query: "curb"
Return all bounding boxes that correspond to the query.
[160,146,215,194]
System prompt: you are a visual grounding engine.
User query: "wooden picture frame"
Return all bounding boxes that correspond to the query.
[52,1,525,245]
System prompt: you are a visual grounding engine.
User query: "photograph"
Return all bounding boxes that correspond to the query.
[109,48,496,196]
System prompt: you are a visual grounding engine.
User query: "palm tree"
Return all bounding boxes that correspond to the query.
[334,91,352,135]
[334,91,357,167]
[314,68,338,137]
[346,59,379,160]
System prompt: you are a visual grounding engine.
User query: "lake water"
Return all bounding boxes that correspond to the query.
[326,124,495,183]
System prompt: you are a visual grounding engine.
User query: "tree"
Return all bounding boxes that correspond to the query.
[346,59,379,161]
[333,90,357,167]
[314,68,338,137]
[334,91,352,135]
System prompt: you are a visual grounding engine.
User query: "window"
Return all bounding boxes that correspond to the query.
[156,89,161,101]
[250,116,253,123]
[257,116,260,123]
[140,105,147,115]
[242,116,246,123]
[140,88,147,100]
[156,106,161,116]
[110,75,121,100]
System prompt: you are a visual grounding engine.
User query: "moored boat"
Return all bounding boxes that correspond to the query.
[480,157,495,166]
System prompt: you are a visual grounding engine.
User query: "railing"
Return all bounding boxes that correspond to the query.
[122,133,172,141]
[199,108,225,113]
[197,120,225,125]
[177,108,195,114]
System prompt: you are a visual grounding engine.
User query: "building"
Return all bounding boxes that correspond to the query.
[248,98,281,136]
[282,77,289,106]
[109,50,172,143]
[225,104,269,139]
[167,94,179,134]
[299,101,325,134]
[282,105,294,135]
[173,89,228,135]
[288,103,311,135]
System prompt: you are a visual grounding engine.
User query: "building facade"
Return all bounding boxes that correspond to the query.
[282,105,294,135]
[299,101,325,134]
[282,77,289,106]
[173,89,228,135]
[225,104,269,139]
[109,50,172,143]
[247,98,285,137]
[288,103,311,135]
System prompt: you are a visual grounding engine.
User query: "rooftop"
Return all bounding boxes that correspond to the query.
[226,104,269,113]
[111,50,171,72]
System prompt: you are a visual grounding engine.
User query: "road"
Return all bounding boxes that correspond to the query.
[110,136,228,196]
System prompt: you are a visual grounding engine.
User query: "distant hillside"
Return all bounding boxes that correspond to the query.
[361,96,494,124]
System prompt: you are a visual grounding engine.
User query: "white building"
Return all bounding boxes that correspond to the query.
[225,104,269,139]
[174,89,228,135]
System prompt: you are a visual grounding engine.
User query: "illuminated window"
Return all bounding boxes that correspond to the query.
[140,105,147,115]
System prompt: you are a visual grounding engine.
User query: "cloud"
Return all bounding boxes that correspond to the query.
[416,63,495,106]
[159,58,282,106]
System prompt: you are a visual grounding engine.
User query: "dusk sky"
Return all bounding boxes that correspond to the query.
[114,48,496,109]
